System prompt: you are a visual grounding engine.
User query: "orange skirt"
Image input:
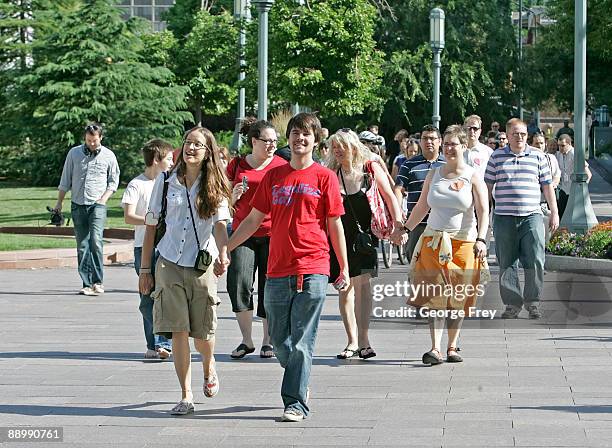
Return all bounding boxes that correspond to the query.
[409,237,484,311]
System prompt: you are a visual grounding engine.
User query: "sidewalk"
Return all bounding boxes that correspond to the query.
[1,261,611,447]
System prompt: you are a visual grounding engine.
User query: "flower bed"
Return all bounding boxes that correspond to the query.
[547,221,612,259]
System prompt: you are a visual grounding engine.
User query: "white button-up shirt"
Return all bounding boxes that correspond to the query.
[146,172,230,267]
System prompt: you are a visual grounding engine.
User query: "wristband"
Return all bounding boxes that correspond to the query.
[140,268,151,274]
[475,238,486,244]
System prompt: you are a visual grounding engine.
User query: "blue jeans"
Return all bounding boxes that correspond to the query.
[71,202,106,287]
[493,214,545,308]
[264,274,328,416]
[134,247,171,352]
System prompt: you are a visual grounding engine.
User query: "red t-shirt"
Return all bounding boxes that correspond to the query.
[251,162,345,278]
[227,155,287,237]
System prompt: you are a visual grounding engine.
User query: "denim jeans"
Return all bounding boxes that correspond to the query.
[264,274,328,416]
[71,202,106,287]
[133,247,171,351]
[493,214,545,308]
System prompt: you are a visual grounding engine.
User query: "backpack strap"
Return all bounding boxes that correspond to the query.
[159,171,170,222]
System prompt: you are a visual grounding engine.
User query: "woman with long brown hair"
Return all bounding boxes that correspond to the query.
[139,126,232,415]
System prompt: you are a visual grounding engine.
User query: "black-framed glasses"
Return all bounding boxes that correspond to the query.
[255,138,278,146]
[465,126,481,132]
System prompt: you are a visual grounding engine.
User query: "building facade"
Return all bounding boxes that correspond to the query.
[117,0,175,31]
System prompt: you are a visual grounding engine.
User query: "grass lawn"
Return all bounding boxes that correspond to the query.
[0,181,131,251]
[0,234,77,251]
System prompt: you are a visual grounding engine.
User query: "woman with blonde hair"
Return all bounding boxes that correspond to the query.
[327,129,404,359]
[139,126,232,415]
[400,125,489,365]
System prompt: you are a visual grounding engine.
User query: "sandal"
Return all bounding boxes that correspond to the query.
[422,348,443,365]
[170,399,194,415]
[337,346,359,359]
[260,345,275,358]
[204,371,219,398]
[230,343,255,359]
[446,347,463,363]
[358,347,377,359]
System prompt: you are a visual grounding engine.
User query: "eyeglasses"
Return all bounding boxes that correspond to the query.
[255,138,278,146]
[465,126,481,132]
[498,135,508,140]
[338,128,352,133]
[184,140,207,150]
[512,132,528,138]
[421,136,439,142]
[443,142,462,148]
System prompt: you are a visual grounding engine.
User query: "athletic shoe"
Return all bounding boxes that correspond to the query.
[79,286,98,296]
[281,408,305,422]
[93,284,105,294]
[144,349,159,359]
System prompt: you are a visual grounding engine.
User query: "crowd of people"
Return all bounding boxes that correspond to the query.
[52,114,584,419]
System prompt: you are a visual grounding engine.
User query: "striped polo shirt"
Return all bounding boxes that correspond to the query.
[484,145,552,216]
[396,153,446,223]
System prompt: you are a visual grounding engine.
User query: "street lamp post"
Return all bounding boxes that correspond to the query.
[253,0,274,120]
[429,8,445,130]
[561,0,597,233]
[231,0,250,151]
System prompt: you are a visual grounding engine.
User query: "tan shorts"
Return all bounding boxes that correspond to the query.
[152,256,219,341]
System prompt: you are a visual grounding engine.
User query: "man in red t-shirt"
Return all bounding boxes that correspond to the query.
[227,113,349,422]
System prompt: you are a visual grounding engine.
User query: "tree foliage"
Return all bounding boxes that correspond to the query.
[0,0,192,185]
[259,0,385,117]
[372,0,517,133]
[521,0,612,113]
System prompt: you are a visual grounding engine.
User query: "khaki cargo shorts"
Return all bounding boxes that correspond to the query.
[152,256,219,341]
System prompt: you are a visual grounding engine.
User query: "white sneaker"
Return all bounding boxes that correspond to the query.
[79,286,98,296]
[281,408,305,422]
[93,284,105,294]
[144,349,160,359]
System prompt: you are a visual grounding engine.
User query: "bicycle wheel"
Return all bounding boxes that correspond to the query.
[381,239,392,268]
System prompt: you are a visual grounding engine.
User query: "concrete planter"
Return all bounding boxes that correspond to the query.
[545,254,612,277]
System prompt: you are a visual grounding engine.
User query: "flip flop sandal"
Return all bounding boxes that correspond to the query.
[260,345,275,358]
[170,400,194,415]
[358,347,377,359]
[230,343,255,359]
[336,347,359,359]
[204,371,219,398]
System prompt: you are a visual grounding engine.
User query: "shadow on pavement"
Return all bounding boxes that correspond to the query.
[0,403,278,419]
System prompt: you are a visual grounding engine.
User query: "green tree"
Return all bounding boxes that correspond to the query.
[3,0,192,185]
[522,0,612,113]
[372,0,517,133]
[256,0,384,117]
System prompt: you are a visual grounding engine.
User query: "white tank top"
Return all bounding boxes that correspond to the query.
[426,165,477,239]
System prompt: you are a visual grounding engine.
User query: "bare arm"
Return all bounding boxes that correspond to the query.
[213,220,230,276]
[542,183,559,233]
[138,224,156,294]
[123,203,145,226]
[96,189,114,205]
[371,161,403,225]
[586,164,592,183]
[227,208,266,252]
[327,216,349,290]
[54,190,67,212]
[472,175,489,241]
[403,172,433,231]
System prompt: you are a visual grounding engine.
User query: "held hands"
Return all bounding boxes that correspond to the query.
[473,240,487,260]
[213,253,231,277]
[390,227,408,246]
[231,183,248,204]
[139,272,154,295]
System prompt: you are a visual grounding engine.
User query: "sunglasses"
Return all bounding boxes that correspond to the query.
[465,126,481,132]
[85,124,102,133]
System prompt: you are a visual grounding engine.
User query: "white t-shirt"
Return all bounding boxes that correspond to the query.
[121,174,155,248]
[464,142,493,180]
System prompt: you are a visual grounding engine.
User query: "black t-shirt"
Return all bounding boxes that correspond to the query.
[274,146,291,162]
